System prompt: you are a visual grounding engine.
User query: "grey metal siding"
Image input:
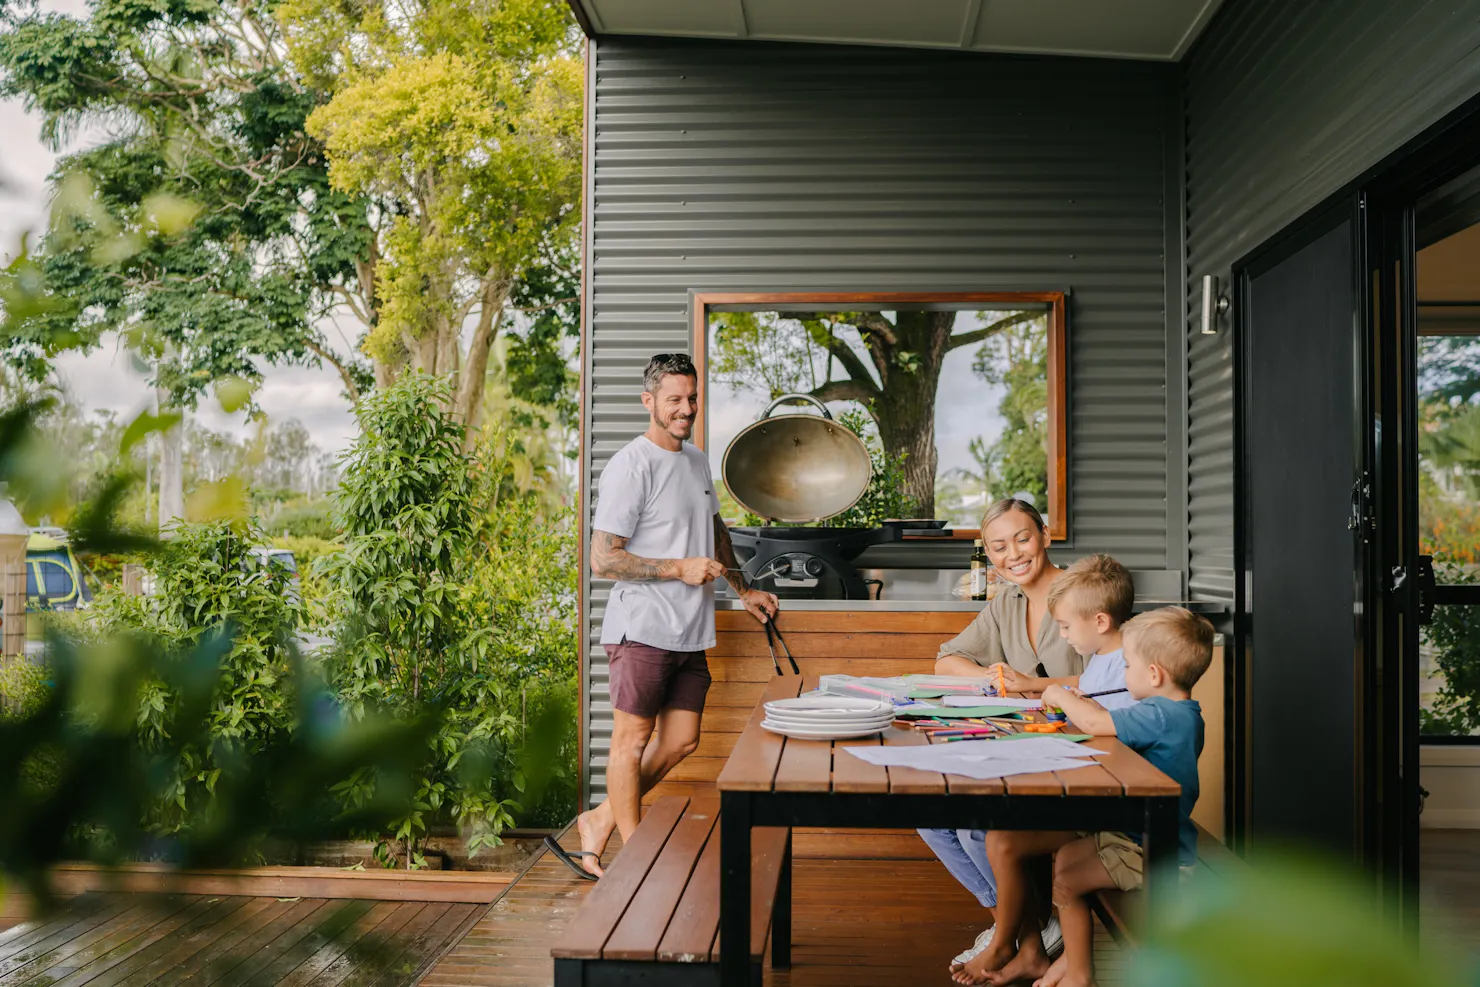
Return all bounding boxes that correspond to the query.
[1183,0,1480,604]
[584,37,1174,800]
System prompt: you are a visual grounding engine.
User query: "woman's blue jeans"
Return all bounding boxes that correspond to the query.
[917,828,997,907]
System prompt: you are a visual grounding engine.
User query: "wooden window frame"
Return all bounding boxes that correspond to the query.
[690,291,1069,541]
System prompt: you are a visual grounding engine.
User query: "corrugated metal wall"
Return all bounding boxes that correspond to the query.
[583,37,1175,801]
[1183,0,1480,604]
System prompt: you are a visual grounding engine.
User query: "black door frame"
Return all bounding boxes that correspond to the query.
[1226,86,1480,918]
[1230,193,1375,865]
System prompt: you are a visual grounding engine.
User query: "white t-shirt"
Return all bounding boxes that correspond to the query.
[594,435,722,652]
[1080,648,1137,710]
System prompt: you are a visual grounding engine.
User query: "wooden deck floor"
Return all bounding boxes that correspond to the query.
[0,891,483,986]
[1421,828,1480,964]
[421,827,1126,987]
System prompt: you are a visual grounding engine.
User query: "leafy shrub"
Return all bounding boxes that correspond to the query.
[320,372,577,865]
[0,656,50,717]
[85,518,305,835]
[269,534,342,629]
[463,495,578,827]
[263,498,337,539]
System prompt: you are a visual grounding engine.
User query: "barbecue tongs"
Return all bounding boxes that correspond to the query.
[762,614,800,676]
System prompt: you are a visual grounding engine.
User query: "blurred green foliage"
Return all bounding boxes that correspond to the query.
[1134,851,1472,986]
[84,518,305,837]
[0,401,438,905]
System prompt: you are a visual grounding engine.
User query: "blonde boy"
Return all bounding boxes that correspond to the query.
[958,607,1214,987]
[990,554,1140,711]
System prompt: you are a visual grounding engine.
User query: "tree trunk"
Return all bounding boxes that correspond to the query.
[455,281,509,448]
[863,311,956,518]
[157,389,184,538]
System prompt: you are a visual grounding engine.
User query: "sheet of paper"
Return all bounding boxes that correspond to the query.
[907,687,988,699]
[839,746,1097,779]
[941,695,1043,709]
[923,736,1108,758]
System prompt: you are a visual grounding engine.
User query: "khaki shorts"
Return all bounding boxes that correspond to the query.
[1093,831,1145,891]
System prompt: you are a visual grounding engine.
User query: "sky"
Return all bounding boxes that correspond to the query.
[0,1,359,453]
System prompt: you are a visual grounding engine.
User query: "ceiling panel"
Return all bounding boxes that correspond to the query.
[575,0,1225,61]
[972,0,1216,59]
[585,0,736,37]
[743,0,967,47]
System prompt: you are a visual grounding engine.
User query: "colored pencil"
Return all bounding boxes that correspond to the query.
[1083,688,1129,699]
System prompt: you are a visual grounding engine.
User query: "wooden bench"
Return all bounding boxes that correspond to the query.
[1091,823,1247,946]
[552,795,790,987]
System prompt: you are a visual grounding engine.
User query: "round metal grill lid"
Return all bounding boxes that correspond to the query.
[720,394,873,523]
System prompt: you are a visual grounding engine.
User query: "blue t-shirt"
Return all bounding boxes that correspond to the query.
[1079,649,1137,711]
[1109,696,1204,866]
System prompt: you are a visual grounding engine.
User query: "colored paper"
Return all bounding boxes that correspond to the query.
[907,687,988,699]
[941,695,1043,709]
[894,705,1023,719]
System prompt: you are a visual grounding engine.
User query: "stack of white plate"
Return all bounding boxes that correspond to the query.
[760,696,895,740]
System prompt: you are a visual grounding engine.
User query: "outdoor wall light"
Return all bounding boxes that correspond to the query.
[1201,274,1230,334]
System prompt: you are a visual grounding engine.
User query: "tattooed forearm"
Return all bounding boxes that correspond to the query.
[591,529,677,581]
[713,516,748,595]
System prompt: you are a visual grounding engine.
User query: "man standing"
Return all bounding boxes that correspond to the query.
[561,353,778,879]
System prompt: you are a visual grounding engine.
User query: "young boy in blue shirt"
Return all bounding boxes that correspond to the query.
[931,554,1140,976]
[958,606,1213,987]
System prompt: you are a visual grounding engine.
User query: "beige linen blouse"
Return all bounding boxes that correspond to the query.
[936,583,1084,678]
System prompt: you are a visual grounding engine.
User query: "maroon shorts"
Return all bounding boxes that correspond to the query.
[605,640,711,718]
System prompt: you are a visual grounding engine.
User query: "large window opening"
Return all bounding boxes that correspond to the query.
[1416,213,1480,741]
[691,292,1068,537]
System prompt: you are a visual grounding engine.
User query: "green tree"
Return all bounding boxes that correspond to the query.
[278,0,583,442]
[972,315,1049,507]
[0,0,374,405]
[710,309,1037,515]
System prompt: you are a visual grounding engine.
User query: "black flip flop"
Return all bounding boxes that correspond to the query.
[544,835,600,881]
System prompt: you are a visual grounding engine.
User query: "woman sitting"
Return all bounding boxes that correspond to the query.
[918,497,1078,974]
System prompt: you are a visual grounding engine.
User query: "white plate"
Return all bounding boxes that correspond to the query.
[764,696,895,718]
[759,720,887,740]
[761,709,894,728]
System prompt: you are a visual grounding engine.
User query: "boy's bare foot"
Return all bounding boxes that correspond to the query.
[983,946,1052,986]
[1032,955,1068,987]
[575,807,614,878]
[950,925,997,974]
[953,937,1016,985]
[1041,972,1093,987]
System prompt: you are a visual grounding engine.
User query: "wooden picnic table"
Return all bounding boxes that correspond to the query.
[714,674,1182,987]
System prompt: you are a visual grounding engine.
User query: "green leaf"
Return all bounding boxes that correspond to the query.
[120,409,182,455]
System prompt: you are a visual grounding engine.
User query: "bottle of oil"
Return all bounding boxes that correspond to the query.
[969,538,989,601]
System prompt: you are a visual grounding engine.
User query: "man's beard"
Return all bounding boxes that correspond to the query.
[654,407,694,438]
